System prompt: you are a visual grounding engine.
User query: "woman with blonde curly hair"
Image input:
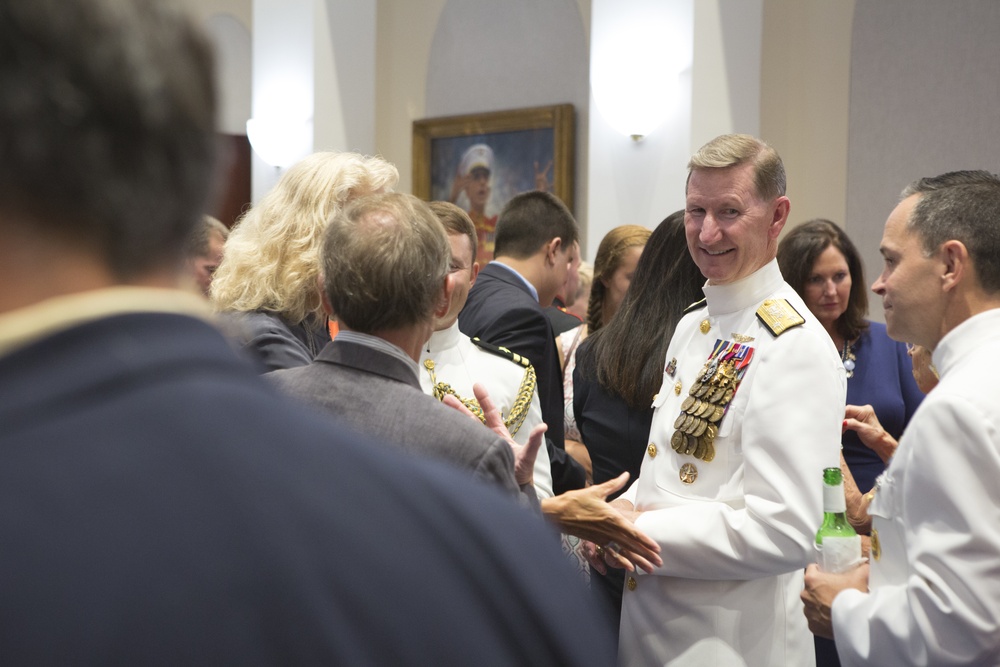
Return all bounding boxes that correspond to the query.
[211,151,398,371]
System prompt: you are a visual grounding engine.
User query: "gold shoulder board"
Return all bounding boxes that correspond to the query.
[683,298,707,315]
[756,299,805,337]
[470,337,531,367]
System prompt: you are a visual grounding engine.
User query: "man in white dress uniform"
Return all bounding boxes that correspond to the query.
[611,134,845,666]
[802,171,1000,666]
[420,201,555,500]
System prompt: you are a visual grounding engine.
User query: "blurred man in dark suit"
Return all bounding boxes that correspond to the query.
[0,1,614,663]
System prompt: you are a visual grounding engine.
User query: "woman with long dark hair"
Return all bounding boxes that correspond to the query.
[573,210,704,629]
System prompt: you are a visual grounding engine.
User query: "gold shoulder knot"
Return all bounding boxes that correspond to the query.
[756,299,805,337]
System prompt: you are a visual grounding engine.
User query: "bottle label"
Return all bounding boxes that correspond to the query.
[823,483,847,513]
[816,536,862,573]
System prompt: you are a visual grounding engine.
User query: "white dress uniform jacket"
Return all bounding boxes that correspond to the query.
[619,260,845,666]
[420,322,554,500]
[832,309,1000,666]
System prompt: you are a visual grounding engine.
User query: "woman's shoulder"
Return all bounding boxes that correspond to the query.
[860,320,896,347]
[859,319,909,360]
[865,319,888,336]
[236,310,292,332]
[557,323,586,347]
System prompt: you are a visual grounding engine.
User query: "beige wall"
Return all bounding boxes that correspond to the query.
[188,0,857,237]
[374,0,447,194]
[761,0,855,231]
[374,0,590,199]
[377,0,854,239]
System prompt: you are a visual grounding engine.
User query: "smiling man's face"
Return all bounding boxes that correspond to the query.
[684,162,787,285]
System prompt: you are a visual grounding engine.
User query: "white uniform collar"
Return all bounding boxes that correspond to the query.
[932,308,1000,380]
[426,321,462,354]
[701,259,785,317]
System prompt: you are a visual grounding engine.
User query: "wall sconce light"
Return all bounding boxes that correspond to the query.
[246,116,313,168]
[591,9,691,141]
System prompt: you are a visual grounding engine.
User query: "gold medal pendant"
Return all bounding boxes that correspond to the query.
[679,462,698,484]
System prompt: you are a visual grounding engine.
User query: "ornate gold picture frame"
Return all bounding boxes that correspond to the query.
[413,104,574,261]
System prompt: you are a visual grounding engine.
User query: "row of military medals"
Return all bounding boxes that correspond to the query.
[671,339,754,462]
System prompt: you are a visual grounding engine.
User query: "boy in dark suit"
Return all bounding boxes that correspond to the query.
[459,191,588,493]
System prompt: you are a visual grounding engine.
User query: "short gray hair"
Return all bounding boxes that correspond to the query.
[687,134,786,201]
[906,173,1000,293]
[900,169,998,199]
[322,193,449,333]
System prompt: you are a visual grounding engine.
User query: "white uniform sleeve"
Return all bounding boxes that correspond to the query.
[832,393,1000,666]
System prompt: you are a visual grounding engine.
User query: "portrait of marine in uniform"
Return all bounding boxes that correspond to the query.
[430,131,555,262]
[415,105,574,264]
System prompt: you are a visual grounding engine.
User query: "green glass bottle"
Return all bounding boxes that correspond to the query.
[815,466,861,573]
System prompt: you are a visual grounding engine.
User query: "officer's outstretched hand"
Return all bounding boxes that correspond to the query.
[547,474,662,574]
[442,383,544,487]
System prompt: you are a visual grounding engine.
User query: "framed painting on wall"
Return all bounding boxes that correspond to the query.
[413,103,574,262]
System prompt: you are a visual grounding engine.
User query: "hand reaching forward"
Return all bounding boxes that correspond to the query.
[543,473,662,574]
[441,386,661,572]
[840,452,873,533]
[843,404,898,463]
[442,383,545,487]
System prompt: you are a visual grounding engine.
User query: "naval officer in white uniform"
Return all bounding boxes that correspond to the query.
[802,171,1000,666]
[610,135,845,666]
[420,201,553,499]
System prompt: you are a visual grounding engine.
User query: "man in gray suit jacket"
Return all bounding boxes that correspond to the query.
[268,192,542,507]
